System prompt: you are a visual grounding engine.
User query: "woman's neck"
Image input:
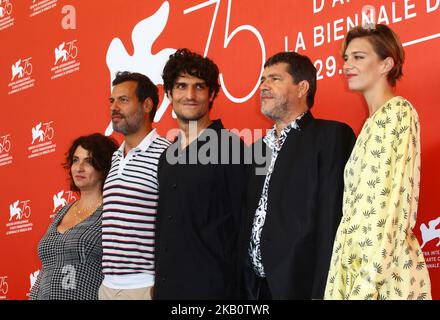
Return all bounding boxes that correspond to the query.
[78,188,102,207]
[363,83,395,117]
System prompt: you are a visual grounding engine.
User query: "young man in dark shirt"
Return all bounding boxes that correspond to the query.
[154,49,247,299]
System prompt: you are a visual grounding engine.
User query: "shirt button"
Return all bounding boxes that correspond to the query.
[161,276,166,281]
[172,183,177,188]
[167,215,173,220]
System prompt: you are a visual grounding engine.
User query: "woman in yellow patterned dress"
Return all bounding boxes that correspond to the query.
[324,24,432,300]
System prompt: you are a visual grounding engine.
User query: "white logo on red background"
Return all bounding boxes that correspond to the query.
[53,191,66,212]
[9,200,31,221]
[28,121,56,159]
[0,134,12,167]
[0,276,8,297]
[420,216,440,249]
[52,190,76,213]
[54,40,78,65]
[105,1,176,135]
[31,121,54,144]
[30,270,40,290]
[6,199,34,235]
[0,0,13,18]
[11,57,32,81]
[29,0,58,18]
[8,57,35,95]
[0,0,14,32]
[0,134,10,154]
[51,40,80,80]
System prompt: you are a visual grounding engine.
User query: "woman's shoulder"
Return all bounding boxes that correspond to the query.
[378,96,419,123]
[389,96,417,114]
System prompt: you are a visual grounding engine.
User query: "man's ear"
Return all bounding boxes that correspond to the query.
[209,90,215,103]
[298,80,310,99]
[143,97,153,115]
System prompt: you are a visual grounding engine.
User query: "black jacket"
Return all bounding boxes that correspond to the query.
[243,112,356,299]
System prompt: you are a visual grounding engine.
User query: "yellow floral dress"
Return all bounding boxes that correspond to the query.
[324,96,432,300]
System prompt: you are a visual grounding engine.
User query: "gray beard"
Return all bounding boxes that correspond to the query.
[261,101,289,121]
[112,107,145,135]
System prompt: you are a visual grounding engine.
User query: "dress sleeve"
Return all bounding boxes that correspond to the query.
[349,101,421,299]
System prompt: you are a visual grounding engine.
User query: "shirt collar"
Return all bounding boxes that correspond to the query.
[264,111,307,150]
[117,128,159,156]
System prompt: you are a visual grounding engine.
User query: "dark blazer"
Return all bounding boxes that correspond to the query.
[243,112,356,299]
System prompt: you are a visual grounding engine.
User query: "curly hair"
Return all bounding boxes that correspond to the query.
[63,133,118,192]
[162,48,220,108]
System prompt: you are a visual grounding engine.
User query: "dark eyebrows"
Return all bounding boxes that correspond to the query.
[348,50,367,55]
[109,95,129,101]
[174,81,207,87]
[72,155,92,161]
[261,73,281,81]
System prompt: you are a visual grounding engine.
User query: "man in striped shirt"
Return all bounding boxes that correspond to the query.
[99,71,170,300]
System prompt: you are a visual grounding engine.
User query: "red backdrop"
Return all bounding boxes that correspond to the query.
[0,0,439,299]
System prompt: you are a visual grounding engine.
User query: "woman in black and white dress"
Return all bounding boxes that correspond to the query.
[30,133,118,300]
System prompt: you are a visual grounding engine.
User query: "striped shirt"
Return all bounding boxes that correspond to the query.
[102,129,170,288]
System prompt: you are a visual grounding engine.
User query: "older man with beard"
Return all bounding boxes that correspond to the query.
[243,52,356,300]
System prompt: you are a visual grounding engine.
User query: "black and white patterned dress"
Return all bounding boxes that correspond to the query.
[29,203,103,300]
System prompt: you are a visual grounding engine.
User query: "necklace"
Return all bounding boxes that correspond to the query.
[72,200,102,224]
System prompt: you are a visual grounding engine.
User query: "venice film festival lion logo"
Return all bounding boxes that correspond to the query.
[31,121,54,145]
[9,200,31,221]
[10,57,32,82]
[0,0,13,19]
[105,1,176,136]
[52,190,76,213]
[30,270,39,290]
[54,40,78,65]
[420,216,440,249]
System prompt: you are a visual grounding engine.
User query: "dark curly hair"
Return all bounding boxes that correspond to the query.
[264,51,317,109]
[162,48,220,109]
[112,71,159,121]
[63,133,118,192]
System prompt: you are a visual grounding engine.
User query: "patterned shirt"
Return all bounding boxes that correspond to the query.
[324,97,432,300]
[249,112,306,277]
[102,129,170,288]
[29,204,103,300]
